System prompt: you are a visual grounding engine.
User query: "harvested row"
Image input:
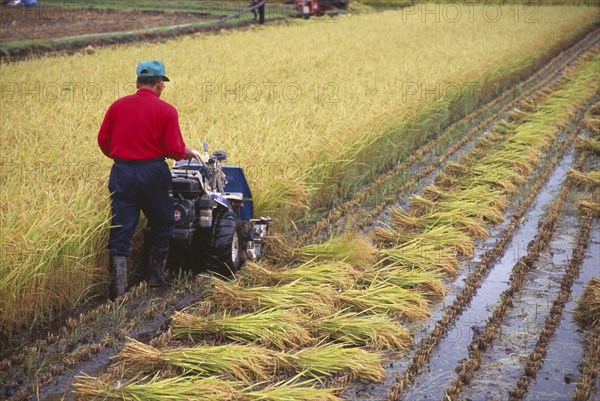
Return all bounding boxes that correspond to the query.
[298,27,600,244]
[572,327,600,401]
[380,123,588,400]
[2,277,213,401]
[457,133,600,400]
[506,197,595,399]
[577,277,600,328]
[441,135,588,397]
[440,58,600,398]
[73,249,436,398]
[172,306,411,350]
[74,375,343,401]
[385,52,600,401]
[115,339,385,382]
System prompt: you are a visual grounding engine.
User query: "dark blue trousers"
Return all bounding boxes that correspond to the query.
[108,158,174,257]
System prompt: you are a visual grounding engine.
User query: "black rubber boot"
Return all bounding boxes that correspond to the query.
[110,256,128,299]
[147,247,170,288]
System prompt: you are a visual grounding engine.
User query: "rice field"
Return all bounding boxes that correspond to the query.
[1,5,598,338]
[69,50,600,401]
[1,2,600,400]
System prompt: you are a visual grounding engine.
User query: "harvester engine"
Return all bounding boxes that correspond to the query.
[145,143,270,275]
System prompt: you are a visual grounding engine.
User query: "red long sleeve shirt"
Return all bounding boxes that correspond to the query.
[98,88,186,161]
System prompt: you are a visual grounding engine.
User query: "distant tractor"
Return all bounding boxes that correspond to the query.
[289,0,349,18]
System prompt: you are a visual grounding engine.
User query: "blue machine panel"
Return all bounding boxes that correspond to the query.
[222,166,254,221]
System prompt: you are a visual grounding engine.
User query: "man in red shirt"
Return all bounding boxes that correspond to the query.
[98,60,197,298]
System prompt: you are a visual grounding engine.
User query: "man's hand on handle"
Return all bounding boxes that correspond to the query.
[184,146,203,163]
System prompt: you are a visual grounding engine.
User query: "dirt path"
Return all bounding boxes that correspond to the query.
[0,3,290,61]
[0,5,218,43]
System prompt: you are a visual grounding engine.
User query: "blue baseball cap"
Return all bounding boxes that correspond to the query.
[136,60,170,82]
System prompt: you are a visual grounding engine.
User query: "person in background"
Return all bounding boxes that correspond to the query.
[250,0,265,24]
[249,0,257,20]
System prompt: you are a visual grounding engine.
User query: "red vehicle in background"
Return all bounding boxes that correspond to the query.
[293,0,348,17]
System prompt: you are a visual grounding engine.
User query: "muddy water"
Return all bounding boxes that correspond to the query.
[460,184,583,400]
[341,145,577,401]
[398,149,577,401]
[522,219,600,401]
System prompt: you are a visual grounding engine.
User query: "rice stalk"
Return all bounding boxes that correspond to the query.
[492,120,517,135]
[578,198,600,218]
[116,338,384,383]
[476,132,507,147]
[372,226,401,246]
[279,342,385,382]
[391,205,488,238]
[410,193,504,224]
[583,103,600,135]
[436,164,520,194]
[73,374,235,401]
[507,107,528,122]
[210,279,338,315]
[379,239,459,274]
[312,311,411,349]
[373,224,474,257]
[567,169,600,188]
[171,309,313,349]
[415,209,489,238]
[264,234,300,263]
[421,185,508,213]
[577,278,600,328]
[478,150,538,176]
[575,137,600,154]
[298,233,377,265]
[75,375,342,401]
[359,265,446,297]
[238,260,360,289]
[241,379,342,401]
[115,339,279,382]
[338,281,430,319]
[390,207,419,230]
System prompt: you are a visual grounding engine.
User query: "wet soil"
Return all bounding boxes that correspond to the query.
[460,171,584,401]
[0,275,211,401]
[523,155,600,401]
[341,63,600,401]
[401,148,579,401]
[0,5,217,43]
[342,129,580,401]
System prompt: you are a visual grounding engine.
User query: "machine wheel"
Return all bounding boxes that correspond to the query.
[205,210,244,275]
